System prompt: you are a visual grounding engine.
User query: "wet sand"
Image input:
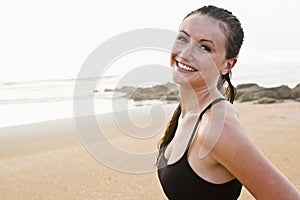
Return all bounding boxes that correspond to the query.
[0,101,299,199]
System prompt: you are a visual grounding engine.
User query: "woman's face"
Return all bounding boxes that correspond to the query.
[171,14,234,89]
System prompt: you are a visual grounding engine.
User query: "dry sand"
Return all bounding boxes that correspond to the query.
[0,101,299,199]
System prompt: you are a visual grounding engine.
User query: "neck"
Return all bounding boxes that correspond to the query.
[179,84,223,117]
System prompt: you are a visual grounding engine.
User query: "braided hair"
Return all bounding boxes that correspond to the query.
[158,5,244,156]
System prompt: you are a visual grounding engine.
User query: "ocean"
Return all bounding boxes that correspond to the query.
[0,62,299,128]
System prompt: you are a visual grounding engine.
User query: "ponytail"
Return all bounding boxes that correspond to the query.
[158,5,243,158]
[158,104,181,157]
[157,73,236,159]
[221,72,236,104]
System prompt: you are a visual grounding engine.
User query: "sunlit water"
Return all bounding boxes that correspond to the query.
[0,62,299,128]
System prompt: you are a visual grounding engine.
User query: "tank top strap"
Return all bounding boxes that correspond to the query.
[186,98,226,151]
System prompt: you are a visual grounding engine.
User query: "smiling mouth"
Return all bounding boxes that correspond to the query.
[176,60,198,72]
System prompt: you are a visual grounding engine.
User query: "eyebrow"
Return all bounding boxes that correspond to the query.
[179,30,215,46]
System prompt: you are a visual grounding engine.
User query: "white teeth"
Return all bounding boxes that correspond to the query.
[177,62,196,72]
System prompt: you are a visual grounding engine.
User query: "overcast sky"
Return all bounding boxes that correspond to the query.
[1,0,300,82]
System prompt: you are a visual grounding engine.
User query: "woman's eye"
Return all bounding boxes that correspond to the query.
[177,36,188,43]
[199,45,211,52]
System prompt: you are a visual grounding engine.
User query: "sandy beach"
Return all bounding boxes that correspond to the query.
[0,101,299,199]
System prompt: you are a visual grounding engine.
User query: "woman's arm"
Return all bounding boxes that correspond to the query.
[211,105,300,200]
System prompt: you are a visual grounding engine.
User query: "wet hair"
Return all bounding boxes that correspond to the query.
[158,5,244,155]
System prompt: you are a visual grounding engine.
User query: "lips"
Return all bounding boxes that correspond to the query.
[176,60,198,72]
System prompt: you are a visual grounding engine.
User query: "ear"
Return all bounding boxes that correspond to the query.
[220,58,237,75]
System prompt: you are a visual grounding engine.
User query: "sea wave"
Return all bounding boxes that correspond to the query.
[0,76,119,105]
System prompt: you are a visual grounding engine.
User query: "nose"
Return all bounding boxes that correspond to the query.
[178,43,194,61]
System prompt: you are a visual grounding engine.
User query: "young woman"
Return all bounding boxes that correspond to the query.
[157,5,300,200]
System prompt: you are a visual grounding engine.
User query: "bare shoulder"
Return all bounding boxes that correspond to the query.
[214,100,244,138]
[210,100,300,200]
[197,100,242,158]
[204,100,243,139]
[207,100,249,144]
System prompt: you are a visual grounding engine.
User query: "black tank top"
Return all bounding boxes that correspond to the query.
[157,98,242,200]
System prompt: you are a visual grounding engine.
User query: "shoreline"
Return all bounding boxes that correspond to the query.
[1,81,300,128]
